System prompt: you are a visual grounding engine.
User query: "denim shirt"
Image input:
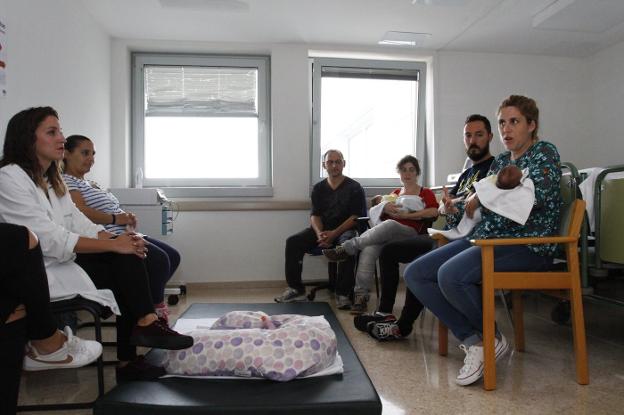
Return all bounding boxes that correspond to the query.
[448,141,562,256]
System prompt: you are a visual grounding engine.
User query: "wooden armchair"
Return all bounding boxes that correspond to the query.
[434,199,589,390]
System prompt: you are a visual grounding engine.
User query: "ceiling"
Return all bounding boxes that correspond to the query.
[79,0,624,57]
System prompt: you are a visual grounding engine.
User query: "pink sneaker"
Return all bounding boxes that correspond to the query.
[154,302,170,325]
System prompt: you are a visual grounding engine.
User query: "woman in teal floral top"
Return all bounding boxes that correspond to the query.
[404,95,562,386]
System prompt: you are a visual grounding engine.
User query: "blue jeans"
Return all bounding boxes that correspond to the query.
[404,239,554,346]
[144,236,181,304]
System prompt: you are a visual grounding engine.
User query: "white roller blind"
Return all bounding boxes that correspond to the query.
[145,66,258,116]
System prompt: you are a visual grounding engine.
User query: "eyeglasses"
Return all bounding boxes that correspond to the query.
[399,167,417,173]
[324,159,344,166]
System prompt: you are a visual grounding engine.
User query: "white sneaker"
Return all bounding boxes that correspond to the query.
[456,344,484,386]
[63,326,103,364]
[23,327,102,371]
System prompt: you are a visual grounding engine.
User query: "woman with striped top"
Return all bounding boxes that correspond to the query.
[62,135,181,323]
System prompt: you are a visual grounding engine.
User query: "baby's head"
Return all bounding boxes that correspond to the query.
[496,165,522,189]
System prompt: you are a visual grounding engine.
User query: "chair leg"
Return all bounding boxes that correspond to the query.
[498,290,514,331]
[374,264,380,304]
[512,291,525,352]
[570,275,589,385]
[438,320,448,356]
[482,247,497,391]
[81,305,106,397]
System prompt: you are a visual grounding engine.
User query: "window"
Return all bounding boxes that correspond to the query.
[132,53,271,197]
[311,58,427,189]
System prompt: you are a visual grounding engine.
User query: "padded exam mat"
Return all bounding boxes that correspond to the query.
[94,302,382,415]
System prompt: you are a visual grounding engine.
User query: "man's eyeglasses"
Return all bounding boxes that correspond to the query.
[324,160,344,166]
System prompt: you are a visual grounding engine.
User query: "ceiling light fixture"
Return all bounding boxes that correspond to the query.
[379,31,431,47]
[158,0,249,11]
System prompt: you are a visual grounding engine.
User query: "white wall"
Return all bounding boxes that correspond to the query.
[435,51,591,184]
[586,40,624,169]
[0,0,111,185]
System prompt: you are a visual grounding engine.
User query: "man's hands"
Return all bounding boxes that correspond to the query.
[316,229,337,248]
[441,186,459,215]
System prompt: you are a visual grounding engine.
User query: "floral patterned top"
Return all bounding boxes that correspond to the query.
[447,140,562,256]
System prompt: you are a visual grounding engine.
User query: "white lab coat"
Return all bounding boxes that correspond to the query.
[0,164,119,314]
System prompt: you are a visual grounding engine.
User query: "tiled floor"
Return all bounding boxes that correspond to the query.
[17,284,624,414]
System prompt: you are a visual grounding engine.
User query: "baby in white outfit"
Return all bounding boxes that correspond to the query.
[429,165,533,240]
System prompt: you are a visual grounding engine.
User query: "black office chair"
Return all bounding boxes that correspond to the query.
[304,247,338,301]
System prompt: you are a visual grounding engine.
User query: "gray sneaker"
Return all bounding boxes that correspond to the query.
[323,246,350,262]
[335,295,352,310]
[274,287,307,303]
[350,294,369,314]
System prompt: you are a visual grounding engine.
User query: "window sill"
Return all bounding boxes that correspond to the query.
[161,186,273,198]
[175,200,310,212]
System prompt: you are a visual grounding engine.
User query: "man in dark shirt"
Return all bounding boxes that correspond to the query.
[275,150,365,308]
[362,114,496,340]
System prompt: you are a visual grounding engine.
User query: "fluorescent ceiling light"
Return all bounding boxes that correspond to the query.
[412,0,470,6]
[159,0,249,11]
[379,31,431,47]
[533,0,624,33]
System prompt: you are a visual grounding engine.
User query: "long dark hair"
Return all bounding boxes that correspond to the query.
[1,106,66,196]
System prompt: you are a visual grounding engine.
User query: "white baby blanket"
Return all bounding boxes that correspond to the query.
[369,194,424,226]
[428,169,534,240]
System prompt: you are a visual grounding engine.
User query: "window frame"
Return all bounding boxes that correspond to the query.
[131,52,272,198]
[310,57,427,191]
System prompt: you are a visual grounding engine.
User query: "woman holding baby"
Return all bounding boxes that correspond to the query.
[405,95,562,386]
[323,155,439,313]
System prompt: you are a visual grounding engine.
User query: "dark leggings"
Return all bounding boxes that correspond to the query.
[75,253,155,361]
[377,235,435,335]
[285,227,356,297]
[144,236,181,304]
[0,223,58,415]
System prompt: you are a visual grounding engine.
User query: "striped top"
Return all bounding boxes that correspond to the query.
[62,174,127,234]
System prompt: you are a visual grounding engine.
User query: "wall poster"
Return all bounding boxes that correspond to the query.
[0,17,6,98]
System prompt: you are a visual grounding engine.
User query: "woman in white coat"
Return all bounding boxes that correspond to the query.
[0,107,193,382]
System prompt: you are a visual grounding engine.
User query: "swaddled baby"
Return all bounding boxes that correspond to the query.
[375,193,425,213]
[163,311,338,382]
[428,165,532,240]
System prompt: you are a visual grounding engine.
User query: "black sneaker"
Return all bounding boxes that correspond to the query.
[115,355,166,382]
[130,319,193,350]
[367,320,404,341]
[354,312,396,332]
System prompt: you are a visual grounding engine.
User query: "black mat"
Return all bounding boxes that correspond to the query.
[94,302,382,415]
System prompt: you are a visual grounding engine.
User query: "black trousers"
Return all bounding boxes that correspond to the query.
[0,223,58,415]
[75,253,155,361]
[378,235,436,329]
[284,227,356,297]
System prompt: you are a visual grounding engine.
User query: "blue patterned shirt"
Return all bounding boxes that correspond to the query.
[449,141,562,256]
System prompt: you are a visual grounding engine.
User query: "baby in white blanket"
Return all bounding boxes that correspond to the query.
[429,165,534,240]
